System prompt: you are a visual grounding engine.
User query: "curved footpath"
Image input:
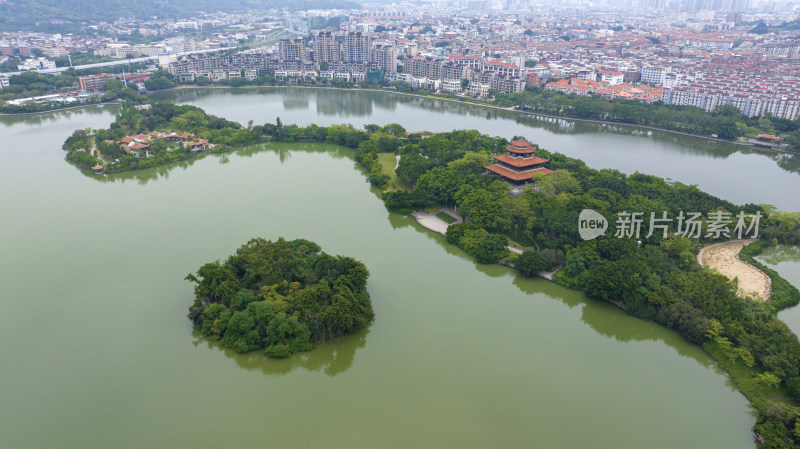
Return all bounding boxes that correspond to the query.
[698,239,772,301]
[411,207,559,280]
[410,207,461,236]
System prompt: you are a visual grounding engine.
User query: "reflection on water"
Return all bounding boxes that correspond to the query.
[391,208,718,368]
[316,90,374,117]
[282,96,309,111]
[235,141,354,163]
[152,87,800,177]
[757,246,800,338]
[0,104,120,128]
[777,153,800,174]
[0,95,761,449]
[543,281,714,367]
[192,328,369,377]
[3,88,797,180]
[187,202,717,377]
[758,245,800,265]
[78,141,355,185]
[75,156,203,184]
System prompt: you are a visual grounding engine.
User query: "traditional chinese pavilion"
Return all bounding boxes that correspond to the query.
[484,138,554,184]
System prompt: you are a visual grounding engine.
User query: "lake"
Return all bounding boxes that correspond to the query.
[153,87,800,212]
[4,87,796,448]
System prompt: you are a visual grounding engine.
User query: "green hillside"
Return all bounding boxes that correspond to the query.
[0,0,361,32]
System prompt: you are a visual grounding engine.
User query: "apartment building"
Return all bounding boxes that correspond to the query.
[661,74,800,120]
[18,57,56,70]
[640,66,666,85]
[491,75,526,94]
[486,60,521,78]
[279,39,305,61]
[313,31,340,63]
[168,53,231,76]
[371,44,398,73]
[79,73,117,92]
[313,31,371,64]
[42,47,68,58]
[599,70,623,86]
[341,31,371,63]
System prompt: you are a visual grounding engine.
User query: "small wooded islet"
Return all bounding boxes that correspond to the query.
[186,238,374,359]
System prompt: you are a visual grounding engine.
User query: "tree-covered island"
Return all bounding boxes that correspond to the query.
[185,238,374,359]
[62,101,260,173]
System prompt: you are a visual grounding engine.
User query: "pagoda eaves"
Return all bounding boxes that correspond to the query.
[484,138,554,184]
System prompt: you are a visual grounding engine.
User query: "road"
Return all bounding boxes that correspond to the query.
[0,47,237,77]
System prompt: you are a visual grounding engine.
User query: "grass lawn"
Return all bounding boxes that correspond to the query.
[436,211,458,224]
[500,232,538,252]
[377,152,412,192]
[506,237,531,252]
[500,253,517,264]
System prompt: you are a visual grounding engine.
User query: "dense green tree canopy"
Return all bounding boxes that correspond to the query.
[186,238,373,358]
[493,86,793,142]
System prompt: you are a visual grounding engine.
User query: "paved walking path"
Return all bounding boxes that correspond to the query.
[413,208,525,255]
[538,267,561,281]
[411,207,462,236]
[411,207,563,281]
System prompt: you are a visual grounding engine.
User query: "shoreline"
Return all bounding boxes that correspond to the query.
[4,83,795,155]
[161,84,794,153]
[409,207,559,280]
[0,100,121,116]
[43,98,800,443]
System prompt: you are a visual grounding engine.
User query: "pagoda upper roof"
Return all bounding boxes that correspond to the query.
[509,138,534,149]
[506,140,538,154]
[494,153,550,167]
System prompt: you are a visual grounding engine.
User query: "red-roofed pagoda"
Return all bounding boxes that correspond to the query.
[484,138,554,184]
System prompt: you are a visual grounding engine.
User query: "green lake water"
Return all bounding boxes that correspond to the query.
[153,87,800,212]
[5,88,799,448]
[757,246,800,336]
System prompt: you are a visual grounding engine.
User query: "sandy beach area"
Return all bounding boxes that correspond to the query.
[699,239,771,302]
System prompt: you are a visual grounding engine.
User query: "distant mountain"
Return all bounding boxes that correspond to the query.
[0,0,361,32]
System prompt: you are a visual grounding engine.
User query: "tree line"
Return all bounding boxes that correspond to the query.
[494,86,800,147]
